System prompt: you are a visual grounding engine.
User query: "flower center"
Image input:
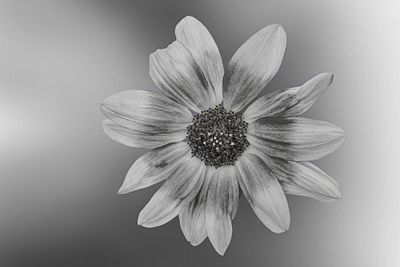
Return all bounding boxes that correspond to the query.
[186,104,249,168]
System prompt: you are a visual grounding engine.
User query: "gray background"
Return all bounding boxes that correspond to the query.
[1,0,399,266]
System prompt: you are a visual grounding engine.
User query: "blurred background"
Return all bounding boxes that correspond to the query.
[1,0,399,266]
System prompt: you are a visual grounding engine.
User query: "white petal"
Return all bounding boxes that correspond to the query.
[236,152,290,233]
[118,142,191,194]
[179,168,213,246]
[223,24,286,112]
[137,157,205,228]
[248,147,341,202]
[179,198,207,246]
[175,16,224,106]
[205,166,239,255]
[244,73,334,123]
[273,160,341,202]
[149,41,213,113]
[247,117,345,161]
[103,119,186,149]
[101,90,191,148]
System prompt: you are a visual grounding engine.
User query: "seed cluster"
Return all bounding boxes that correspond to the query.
[186,104,249,168]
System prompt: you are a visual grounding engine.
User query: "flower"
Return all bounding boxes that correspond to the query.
[101,16,345,255]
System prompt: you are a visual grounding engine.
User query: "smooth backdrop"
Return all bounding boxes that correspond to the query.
[1,0,399,266]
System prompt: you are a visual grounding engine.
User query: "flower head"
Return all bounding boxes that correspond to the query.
[101,16,345,255]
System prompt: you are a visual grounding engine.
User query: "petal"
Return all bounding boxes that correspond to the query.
[103,119,186,149]
[118,142,191,194]
[236,151,290,233]
[244,73,334,123]
[179,196,207,246]
[149,41,213,113]
[101,90,191,148]
[175,16,224,105]
[223,24,286,112]
[247,117,345,161]
[137,157,206,228]
[179,168,212,246]
[272,159,341,202]
[249,147,341,202]
[205,167,239,255]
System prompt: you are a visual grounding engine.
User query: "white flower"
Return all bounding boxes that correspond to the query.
[101,16,345,255]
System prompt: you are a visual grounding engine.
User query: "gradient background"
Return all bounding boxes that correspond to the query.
[1,0,399,266]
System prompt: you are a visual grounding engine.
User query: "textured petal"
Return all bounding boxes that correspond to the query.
[179,168,212,246]
[223,24,286,112]
[103,119,187,149]
[236,151,290,233]
[137,157,205,228]
[249,147,341,202]
[118,142,191,194]
[205,167,239,255]
[149,41,213,113]
[179,196,207,246]
[247,117,345,161]
[244,73,334,123]
[272,160,341,202]
[175,16,224,106]
[101,90,191,148]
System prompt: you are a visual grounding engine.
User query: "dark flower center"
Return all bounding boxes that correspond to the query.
[186,104,249,168]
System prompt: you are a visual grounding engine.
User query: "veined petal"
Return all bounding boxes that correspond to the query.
[223,24,286,112]
[101,90,191,148]
[249,147,341,202]
[205,167,239,255]
[149,41,212,113]
[179,168,213,246]
[236,152,290,233]
[138,157,205,228]
[103,119,187,149]
[244,73,334,123]
[175,16,224,105]
[276,161,341,202]
[179,195,207,246]
[247,117,345,161]
[118,142,191,194]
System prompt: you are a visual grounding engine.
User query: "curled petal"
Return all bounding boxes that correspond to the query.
[149,41,213,113]
[244,73,334,123]
[223,24,286,112]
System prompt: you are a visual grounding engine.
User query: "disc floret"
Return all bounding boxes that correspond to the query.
[187,104,249,167]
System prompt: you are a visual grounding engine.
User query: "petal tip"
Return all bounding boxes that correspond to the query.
[276,215,291,233]
[272,24,286,35]
[137,215,150,228]
[211,242,228,256]
[137,210,147,226]
[215,249,226,256]
[180,15,198,22]
[320,72,334,85]
[100,102,109,115]
[332,188,342,200]
[272,223,290,234]
[117,186,132,195]
[189,239,202,247]
[337,132,347,145]
[328,72,334,81]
